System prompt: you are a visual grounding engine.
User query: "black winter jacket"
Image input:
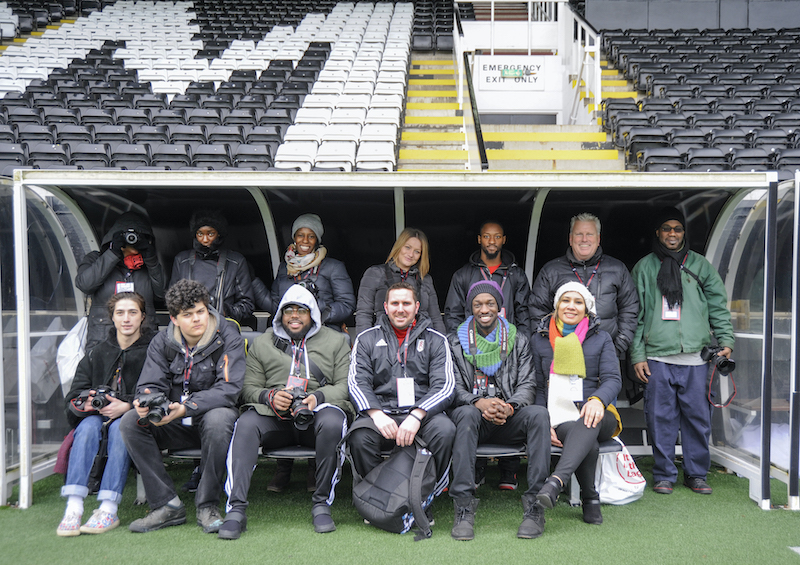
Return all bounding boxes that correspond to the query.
[65,328,153,428]
[355,260,446,336]
[531,313,622,409]
[170,249,255,323]
[529,246,639,357]
[135,308,245,418]
[270,256,355,327]
[448,326,537,409]
[444,250,532,336]
[348,313,454,417]
[75,213,166,348]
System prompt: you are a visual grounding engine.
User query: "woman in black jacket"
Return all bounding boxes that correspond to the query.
[270,213,355,331]
[355,227,446,336]
[75,211,165,349]
[58,292,152,536]
[531,282,622,525]
[170,210,255,324]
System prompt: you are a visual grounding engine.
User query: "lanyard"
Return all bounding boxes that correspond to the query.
[570,258,601,287]
[396,327,411,378]
[182,338,194,395]
[290,337,310,378]
[292,265,319,282]
[480,267,507,292]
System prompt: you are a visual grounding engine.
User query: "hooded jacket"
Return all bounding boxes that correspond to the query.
[348,312,454,417]
[355,259,446,336]
[270,255,355,328]
[75,212,166,347]
[444,249,532,336]
[448,321,537,409]
[529,246,639,357]
[240,285,354,417]
[135,306,244,418]
[170,248,255,323]
[530,313,622,409]
[65,327,153,428]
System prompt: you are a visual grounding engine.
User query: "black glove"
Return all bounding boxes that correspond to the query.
[109,232,126,257]
[136,236,155,257]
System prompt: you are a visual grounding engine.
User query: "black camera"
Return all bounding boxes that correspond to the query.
[74,386,116,410]
[123,228,139,246]
[287,388,314,431]
[136,391,171,425]
[701,345,736,376]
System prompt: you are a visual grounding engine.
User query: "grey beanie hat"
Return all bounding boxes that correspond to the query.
[292,213,324,241]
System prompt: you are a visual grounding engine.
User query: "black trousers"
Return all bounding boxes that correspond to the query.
[223,406,348,522]
[120,406,238,510]
[552,411,617,500]
[348,413,455,492]
[449,404,551,500]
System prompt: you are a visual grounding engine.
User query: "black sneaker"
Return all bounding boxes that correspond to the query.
[653,480,673,494]
[181,465,201,493]
[218,518,246,540]
[498,470,518,491]
[474,459,487,489]
[684,476,712,494]
[267,460,293,492]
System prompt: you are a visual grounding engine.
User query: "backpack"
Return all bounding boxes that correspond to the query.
[341,423,437,540]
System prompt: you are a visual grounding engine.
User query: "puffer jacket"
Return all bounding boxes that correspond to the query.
[170,249,255,323]
[65,327,153,428]
[348,313,454,417]
[444,249,532,336]
[531,313,622,408]
[355,260,446,336]
[630,250,734,363]
[240,284,354,418]
[75,212,166,348]
[270,256,355,328]
[529,246,639,357]
[448,321,537,409]
[135,307,244,418]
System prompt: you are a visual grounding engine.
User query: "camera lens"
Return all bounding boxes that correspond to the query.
[124,231,139,245]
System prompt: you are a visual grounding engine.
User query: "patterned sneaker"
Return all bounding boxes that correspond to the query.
[197,506,224,534]
[80,509,120,534]
[57,511,82,537]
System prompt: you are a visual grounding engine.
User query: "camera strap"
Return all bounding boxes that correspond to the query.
[272,335,328,386]
[708,366,737,408]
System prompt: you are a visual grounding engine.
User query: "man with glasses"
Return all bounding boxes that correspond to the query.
[630,207,734,496]
[219,284,353,539]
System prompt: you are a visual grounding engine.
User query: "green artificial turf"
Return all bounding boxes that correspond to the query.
[2,457,799,565]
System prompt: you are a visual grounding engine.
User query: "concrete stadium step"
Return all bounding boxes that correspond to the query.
[398,53,468,171]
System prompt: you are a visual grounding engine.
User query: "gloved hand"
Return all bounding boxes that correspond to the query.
[136,236,155,257]
[109,232,126,257]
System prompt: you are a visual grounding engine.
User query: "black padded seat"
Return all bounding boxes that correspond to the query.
[111,143,151,169]
[56,124,94,145]
[18,124,56,144]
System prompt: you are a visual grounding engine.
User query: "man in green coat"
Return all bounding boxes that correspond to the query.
[219,284,353,539]
[631,207,734,496]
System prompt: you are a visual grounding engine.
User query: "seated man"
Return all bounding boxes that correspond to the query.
[448,281,550,541]
[120,279,245,534]
[347,282,456,525]
[219,285,353,539]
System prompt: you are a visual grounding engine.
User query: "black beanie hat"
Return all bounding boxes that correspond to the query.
[190,210,228,239]
[653,206,686,234]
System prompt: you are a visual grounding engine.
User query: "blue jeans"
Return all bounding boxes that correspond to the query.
[61,415,131,504]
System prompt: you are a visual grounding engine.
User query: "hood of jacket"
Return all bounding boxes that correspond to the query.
[468,249,518,270]
[273,284,322,341]
[101,211,155,246]
[167,306,221,353]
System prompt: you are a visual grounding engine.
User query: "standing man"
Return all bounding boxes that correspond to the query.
[631,207,734,496]
[348,282,455,525]
[120,279,245,533]
[448,281,550,541]
[219,285,352,539]
[444,220,532,489]
[529,212,639,360]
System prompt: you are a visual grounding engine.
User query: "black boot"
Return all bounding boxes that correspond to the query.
[518,494,545,539]
[451,497,479,541]
[268,459,293,492]
[535,476,563,509]
[582,498,603,525]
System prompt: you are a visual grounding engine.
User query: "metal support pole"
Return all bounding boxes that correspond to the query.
[13,179,32,508]
[759,180,778,510]
[393,187,405,239]
[0,224,6,505]
[789,174,800,510]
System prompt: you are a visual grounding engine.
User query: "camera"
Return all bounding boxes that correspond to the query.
[136,391,171,425]
[74,386,116,410]
[287,388,314,431]
[701,345,736,376]
[123,228,139,246]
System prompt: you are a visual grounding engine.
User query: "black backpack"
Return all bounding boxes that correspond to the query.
[341,426,437,540]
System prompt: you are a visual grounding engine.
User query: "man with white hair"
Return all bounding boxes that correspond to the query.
[530,212,638,360]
